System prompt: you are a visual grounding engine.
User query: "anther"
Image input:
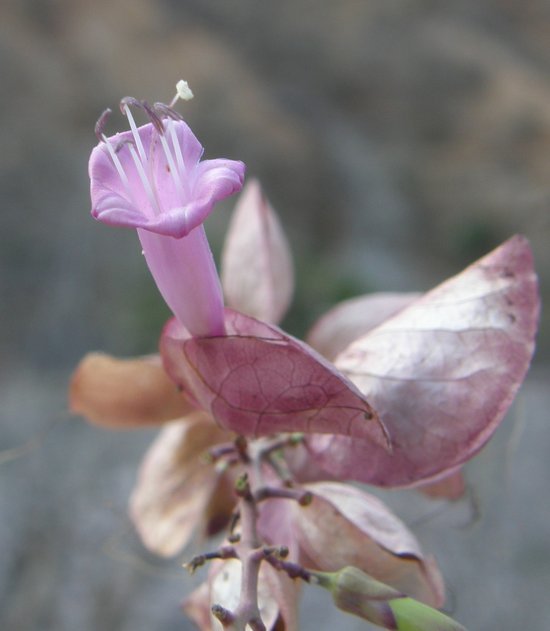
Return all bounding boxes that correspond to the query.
[153,102,184,122]
[120,97,165,134]
[94,108,112,142]
[120,97,147,164]
[113,137,136,154]
[119,96,142,114]
[141,101,165,134]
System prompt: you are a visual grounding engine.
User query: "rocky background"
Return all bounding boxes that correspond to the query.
[1,1,549,629]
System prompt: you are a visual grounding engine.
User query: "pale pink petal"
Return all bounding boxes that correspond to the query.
[90,121,245,238]
[308,235,539,487]
[307,292,420,361]
[91,194,147,229]
[129,413,233,557]
[160,309,388,446]
[221,179,294,324]
[69,353,192,428]
[292,482,444,607]
[90,125,157,226]
[192,158,248,223]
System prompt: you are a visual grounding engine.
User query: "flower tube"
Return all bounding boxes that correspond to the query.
[89,82,245,336]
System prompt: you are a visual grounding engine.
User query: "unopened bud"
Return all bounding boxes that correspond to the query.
[312,566,467,630]
[313,567,399,628]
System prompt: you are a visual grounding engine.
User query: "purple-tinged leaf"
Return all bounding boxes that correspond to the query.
[161,309,388,446]
[221,179,294,324]
[289,482,444,607]
[307,292,420,361]
[307,235,539,487]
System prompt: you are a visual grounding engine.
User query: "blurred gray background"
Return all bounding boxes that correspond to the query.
[1,1,549,629]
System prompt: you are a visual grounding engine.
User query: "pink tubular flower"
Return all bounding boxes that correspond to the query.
[89,83,245,336]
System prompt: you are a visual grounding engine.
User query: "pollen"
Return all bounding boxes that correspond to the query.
[175,80,194,102]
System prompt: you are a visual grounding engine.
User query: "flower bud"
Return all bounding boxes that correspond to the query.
[313,566,466,630]
[314,567,400,628]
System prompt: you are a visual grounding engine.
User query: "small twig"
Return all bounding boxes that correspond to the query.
[254,486,313,506]
[255,433,304,458]
[211,604,236,627]
[184,546,237,573]
[262,545,289,560]
[235,435,250,464]
[263,450,294,486]
[206,442,238,462]
[264,555,312,583]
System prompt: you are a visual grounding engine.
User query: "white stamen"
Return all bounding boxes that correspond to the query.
[158,129,187,204]
[123,104,147,165]
[127,142,160,215]
[168,119,185,177]
[102,135,130,188]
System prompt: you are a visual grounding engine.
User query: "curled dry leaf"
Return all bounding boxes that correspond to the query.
[290,482,444,607]
[129,412,233,557]
[308,235,539,487]
[221,179,294,325]
[307,292,420,361]
[69,352,192,428]
[161,309,389,447]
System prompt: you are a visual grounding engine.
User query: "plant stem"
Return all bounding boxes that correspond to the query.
[223,475,266,630]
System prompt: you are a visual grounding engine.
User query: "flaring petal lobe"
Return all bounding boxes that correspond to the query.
[90,120,245,238]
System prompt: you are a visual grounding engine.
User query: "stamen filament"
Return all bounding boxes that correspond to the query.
[168,120,185,174]
[158,128,187,205]
[127,143,160,216]
[102,135,130,188]
[123,105,147,165]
